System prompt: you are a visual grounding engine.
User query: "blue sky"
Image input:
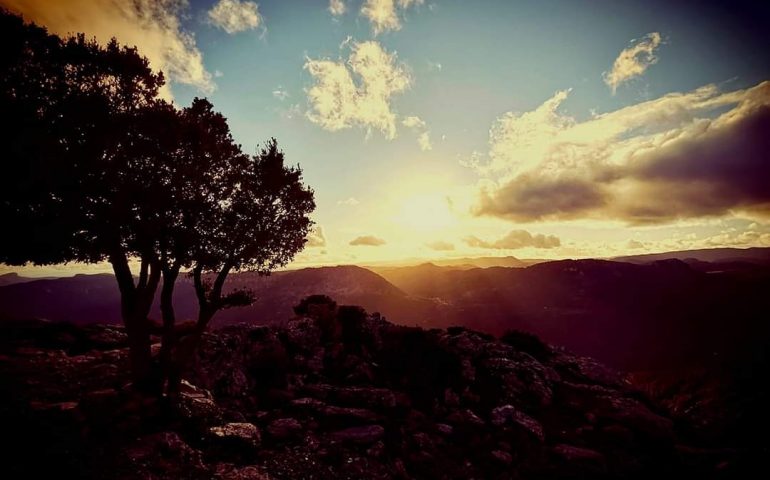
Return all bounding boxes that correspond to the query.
[3,0,770,275]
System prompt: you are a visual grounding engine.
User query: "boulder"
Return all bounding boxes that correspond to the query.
[208,422,261,449]
[330,424,385,444]
[266,418,303,440]
[490,404,545,442]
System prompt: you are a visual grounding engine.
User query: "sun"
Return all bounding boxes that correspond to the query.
[397,193,455,231]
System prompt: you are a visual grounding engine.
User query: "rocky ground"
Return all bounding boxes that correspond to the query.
[0,297,761,479]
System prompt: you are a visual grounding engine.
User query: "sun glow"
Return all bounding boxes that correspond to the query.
[396,192,455,231]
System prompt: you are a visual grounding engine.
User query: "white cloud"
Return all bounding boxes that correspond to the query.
[304,41,411,139]
[402,115,426,129]
[329,0,347,16]
[360,0,424,35]
[272,86,289,101]
[464,230,561,249]
[427,60,442,72]
[337,197,360,206]
[306,226,327,247]
[426,240,455,251]
[472,80,770,224]
[604,32,662,94]
[207,0,262,34]
[417,131,432,151]
[350,235,386,246]
[2,0,215,99]
[402,115,432,150]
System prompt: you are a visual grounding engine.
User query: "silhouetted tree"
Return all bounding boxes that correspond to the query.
[164,140,315,393]
[0,11,169,389]
[0,12,316,394]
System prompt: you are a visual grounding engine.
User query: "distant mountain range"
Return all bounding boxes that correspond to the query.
[2,247,769,371]
[613,247,770,265]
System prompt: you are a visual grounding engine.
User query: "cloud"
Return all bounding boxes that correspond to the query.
[603,32,662,94]
[2,0,215,99]
[306,226,327,247]
[272,86,289,101]
[329,0,347,16]
[337,197,360,206]
[417,131,432,151]
[702,229,770,247]
[360,0,424,35]
[472,80,770,225]
[626,239,645,249]
[350,235,386,246]
[402,115,432,151]
[426,241,455,251]
[402,115,426,129]
[207,0,262,34]
[304,41,411,139]
[464,230,561,250]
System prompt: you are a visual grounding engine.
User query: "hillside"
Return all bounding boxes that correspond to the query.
[375,258,770,370]
[613,247,770,265]
[3,256,770,371]
[0,266,444,328]
[0,301,758,478]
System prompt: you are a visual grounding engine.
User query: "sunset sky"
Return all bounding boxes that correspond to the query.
[2,0,770,276]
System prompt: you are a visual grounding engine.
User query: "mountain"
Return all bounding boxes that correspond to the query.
[0,266,443,328]
[377,258,770,370]
[369,263,473,297]
[431,255,533,268]
[2,255,770,371]
[613,246,770,265]
[0,272,52,287]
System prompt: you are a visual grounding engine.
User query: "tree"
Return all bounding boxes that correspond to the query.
[0,10,168,389]
[164,139,315,393]
[0,11,316,394]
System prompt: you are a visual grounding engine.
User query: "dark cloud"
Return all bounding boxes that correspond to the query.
[628,105,770,217]
[464,230,561,250]
[476,174,606,221]
[349,235,386,246]
[475,83,770,224]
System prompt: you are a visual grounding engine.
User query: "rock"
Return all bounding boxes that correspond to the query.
[595,395,674,441]
[289,397,326,410]
[285,317,322,353]
[330,424,385,444]
[208,422,261,449]
[213,463,273,480]
[490,404,545,442]
[319,405,381,425]
[551,443,606,473]
[176,381,224,427]
[301,384,410,410]
[121,431,206,478]
[446,409,485,429]
[491,450,512,465]
[443,388,460,407]
[435,423,453,436]
[478,355,553,407]
[266,418,303,440]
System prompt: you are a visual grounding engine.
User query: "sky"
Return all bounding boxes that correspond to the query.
[2,0,770,276]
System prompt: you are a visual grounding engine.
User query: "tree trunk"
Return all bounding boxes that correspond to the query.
[110,251,160,392]
[167,308,214,394]
[159,266,180,395]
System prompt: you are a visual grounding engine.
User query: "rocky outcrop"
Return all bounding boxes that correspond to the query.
[0,301,753,478]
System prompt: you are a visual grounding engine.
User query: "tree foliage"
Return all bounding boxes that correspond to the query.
[0,10,316,393]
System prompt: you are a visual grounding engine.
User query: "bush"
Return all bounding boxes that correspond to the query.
[500,329,552,360]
